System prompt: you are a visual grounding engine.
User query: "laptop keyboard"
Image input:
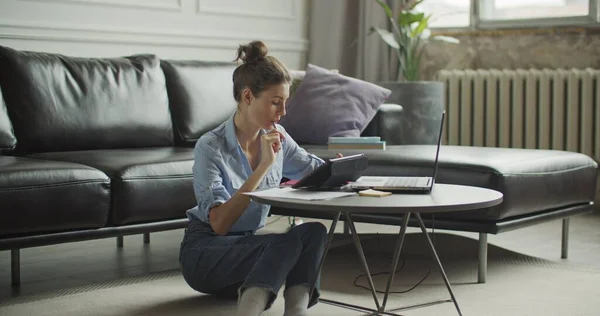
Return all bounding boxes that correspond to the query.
[385,177,420,187]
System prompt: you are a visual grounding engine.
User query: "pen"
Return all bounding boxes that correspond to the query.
[272,122,284,144]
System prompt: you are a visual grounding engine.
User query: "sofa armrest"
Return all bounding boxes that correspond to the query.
[361,103,403,145]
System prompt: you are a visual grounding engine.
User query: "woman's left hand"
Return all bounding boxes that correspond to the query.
[336,153,343,158]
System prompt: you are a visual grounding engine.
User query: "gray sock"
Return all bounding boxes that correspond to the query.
[236,286,270,316]
[283,285,310,316]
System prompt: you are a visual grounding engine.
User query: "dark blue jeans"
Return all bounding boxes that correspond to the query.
[179,220,327,310]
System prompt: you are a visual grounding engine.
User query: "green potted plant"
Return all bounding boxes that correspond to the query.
[371,0,459,81]
[370,0,459,145]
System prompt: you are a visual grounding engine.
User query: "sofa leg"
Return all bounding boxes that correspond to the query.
[143,232,150,244]
[11,249,20,287]
[561,218,570,259]
[478,233,487,284]
[117,236,124,248]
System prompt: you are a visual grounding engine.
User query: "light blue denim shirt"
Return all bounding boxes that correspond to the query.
[186,112,325,233]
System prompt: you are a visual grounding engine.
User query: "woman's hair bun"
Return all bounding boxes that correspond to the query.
[234,40,268,64]
[231,40,291,102]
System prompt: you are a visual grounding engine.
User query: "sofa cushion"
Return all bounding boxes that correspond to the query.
[0,88,16,152]
[302,145,598,221]
[0,156,110,237]
[29,148,196,225]
[280,64,391,145]
[288,68,338,98]
[161,60,238,146]
[0,46,173,153]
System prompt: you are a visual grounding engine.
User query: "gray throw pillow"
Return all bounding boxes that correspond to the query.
[280,64,391,145]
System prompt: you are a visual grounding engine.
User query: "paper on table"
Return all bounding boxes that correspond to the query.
[244,187,356,201]
[358,189,392,197]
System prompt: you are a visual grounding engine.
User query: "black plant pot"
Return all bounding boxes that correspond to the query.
[378,81,445,145]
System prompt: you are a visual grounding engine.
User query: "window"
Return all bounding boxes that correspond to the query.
[417,0,598,29]
[417,0,471,28]
[480,0,591,20]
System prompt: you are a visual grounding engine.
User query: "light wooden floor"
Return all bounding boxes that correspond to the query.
[1,211,599,302]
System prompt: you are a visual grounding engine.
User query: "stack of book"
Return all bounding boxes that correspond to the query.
[327,136,386,150]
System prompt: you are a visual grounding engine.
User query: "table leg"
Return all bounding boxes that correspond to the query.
[316,212,459,316]
[414,213,463,316]
[310,211,341,299]
[345,213,381,311]
[319,298,404,316]
[381,212,411,311]
[318,212,403,316]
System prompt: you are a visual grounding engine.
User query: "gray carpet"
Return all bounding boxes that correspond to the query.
[1,233,599,316]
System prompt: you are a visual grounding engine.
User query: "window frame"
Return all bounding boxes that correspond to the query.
[429,0,599,31]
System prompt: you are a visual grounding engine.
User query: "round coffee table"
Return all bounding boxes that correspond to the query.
[250,183,503,316]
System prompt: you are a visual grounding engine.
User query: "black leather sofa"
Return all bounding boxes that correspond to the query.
[0,46,597,287]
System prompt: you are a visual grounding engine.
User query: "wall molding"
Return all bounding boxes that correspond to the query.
[196,0,296,20]
[0,20,309,52]
[18,0,183,12]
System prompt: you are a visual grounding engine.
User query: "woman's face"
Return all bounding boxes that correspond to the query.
[243,83,289,130]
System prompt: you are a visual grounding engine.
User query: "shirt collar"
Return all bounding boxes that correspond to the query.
[224,111,267,152]
[224,112,238,152]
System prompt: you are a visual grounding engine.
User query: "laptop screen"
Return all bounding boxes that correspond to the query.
[429,110,446,190]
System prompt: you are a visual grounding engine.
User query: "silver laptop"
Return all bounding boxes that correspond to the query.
[348,111,445,193]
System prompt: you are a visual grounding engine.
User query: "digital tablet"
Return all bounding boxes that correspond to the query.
[292,153,368,190]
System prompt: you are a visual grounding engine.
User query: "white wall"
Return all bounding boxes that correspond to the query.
[0,0,309,69]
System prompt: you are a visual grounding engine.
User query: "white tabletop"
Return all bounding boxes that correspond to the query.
[250,184,503,214]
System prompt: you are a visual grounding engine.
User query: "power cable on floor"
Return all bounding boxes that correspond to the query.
[353,214,436,294]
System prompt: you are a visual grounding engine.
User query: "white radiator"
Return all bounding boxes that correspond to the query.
[436,69,600,161]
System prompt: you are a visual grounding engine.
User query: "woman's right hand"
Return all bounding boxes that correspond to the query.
[259,129,284,169]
